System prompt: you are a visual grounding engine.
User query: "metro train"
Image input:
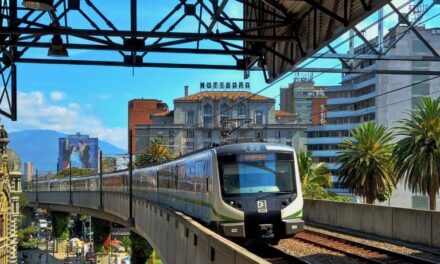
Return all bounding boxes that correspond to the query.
[34,143,304,243]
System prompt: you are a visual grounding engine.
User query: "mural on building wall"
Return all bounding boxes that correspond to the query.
[58,134,98,171]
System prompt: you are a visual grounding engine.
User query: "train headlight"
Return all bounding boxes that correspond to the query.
[228,200,242,209]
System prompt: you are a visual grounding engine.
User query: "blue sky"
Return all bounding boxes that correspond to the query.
[2,0,439,149]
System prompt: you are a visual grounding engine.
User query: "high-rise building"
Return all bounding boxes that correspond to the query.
[306,26,440,208]
[136,85,307,155]
[128,99,169,152]
[23,162,34,182]
[57,133,99,172]
[280,80,327,125]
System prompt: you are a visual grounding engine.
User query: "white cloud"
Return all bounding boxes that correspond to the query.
[50,91,65,101]
[3,91,127,150]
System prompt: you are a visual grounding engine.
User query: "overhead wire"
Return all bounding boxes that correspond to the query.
[186,0,417,129]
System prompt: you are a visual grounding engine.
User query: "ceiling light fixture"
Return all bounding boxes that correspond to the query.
[22,0,54,11]
[47,35,68,57]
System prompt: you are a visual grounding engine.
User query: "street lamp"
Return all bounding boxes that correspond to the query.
[69,161,73,205]
[99,150,103,209]
[127,130,134,226]
[35,169,39,203]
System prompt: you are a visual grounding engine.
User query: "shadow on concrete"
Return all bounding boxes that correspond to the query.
[299,253,368,264]
[18,249,84,264]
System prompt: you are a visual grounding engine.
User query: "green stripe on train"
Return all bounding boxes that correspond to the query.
[284,209,303,219]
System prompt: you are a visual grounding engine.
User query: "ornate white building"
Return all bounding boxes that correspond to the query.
[136,90,307,155]
[0,125,22,264]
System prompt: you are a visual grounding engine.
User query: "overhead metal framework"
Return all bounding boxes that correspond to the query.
[0,0,424,121]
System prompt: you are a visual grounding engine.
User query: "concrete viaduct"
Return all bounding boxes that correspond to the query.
[24,191,270,264]
[24,191,440,264]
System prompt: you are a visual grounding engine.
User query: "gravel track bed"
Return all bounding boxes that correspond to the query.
[306,225,440,263]
[276,238,367,264]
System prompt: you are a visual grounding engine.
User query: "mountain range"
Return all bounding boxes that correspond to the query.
[8,130,126,172]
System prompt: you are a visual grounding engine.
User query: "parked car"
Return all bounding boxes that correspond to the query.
[38,219,48,229]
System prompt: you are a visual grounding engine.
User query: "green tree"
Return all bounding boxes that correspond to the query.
[394,97,440,210]
[338,122,396,204]
[135,137,174,168]
[55,167,96,178]
[296,150,350,201]
[298,150,332,188]
[92,218,110,247]
[121,236,131,252]
[130,232,153,264]
[17,225,39,250]
[52,211,70,239]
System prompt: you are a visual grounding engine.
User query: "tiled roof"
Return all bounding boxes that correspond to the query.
[174,91,274,102]
[275,110,295,117]
[152,110,174,117]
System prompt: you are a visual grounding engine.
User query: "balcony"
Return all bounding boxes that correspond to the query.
[327,91,377,105]
[307,137,348,145]
[327,106,376,118]
[310,150,340,157]
[307,124,356,132]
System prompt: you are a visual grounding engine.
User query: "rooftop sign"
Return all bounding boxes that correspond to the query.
[200,82,251,91]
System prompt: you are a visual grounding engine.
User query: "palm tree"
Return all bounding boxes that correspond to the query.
[393,97,440,210]
[337,122,396,204]
[297,149,332,188]
[135,137,174,167]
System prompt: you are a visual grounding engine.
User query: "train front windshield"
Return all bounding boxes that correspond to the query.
[218,153,296,196]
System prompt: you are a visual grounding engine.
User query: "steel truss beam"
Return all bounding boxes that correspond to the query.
[0,0,436,121]
[312,53,440,61]
[291,67,440,75]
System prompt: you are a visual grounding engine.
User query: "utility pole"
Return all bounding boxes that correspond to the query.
[99,150,103,209]
[128,129,134,226]
[69,161,73,205]
[89,216,92,250]
[35,169,39,203]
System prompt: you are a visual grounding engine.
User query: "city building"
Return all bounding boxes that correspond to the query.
[0,125,22,264]
[136,84,307,155]
[23,162,34,182]
[57,133,99,172]
[306,26,440,208]
[128,98,169,152]
[280,79,327,125]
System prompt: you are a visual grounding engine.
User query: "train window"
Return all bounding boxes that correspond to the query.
[219,160,296,196]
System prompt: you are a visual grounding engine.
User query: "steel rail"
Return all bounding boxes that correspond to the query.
[248,245,311,264]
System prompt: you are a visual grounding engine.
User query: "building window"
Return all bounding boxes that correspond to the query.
[204,142,212,148]
[168,141,174,147]
[206,131,212,139]
[186,111,194,124]
[255,130,263,138]
[237,104,246,118]
[187,130,194,138]
[186,141,194,150]
[203,105,212,127]
[255,111,263,124]
[168,130,174,137]
[220,104,229,123]
[0,215,3,237]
